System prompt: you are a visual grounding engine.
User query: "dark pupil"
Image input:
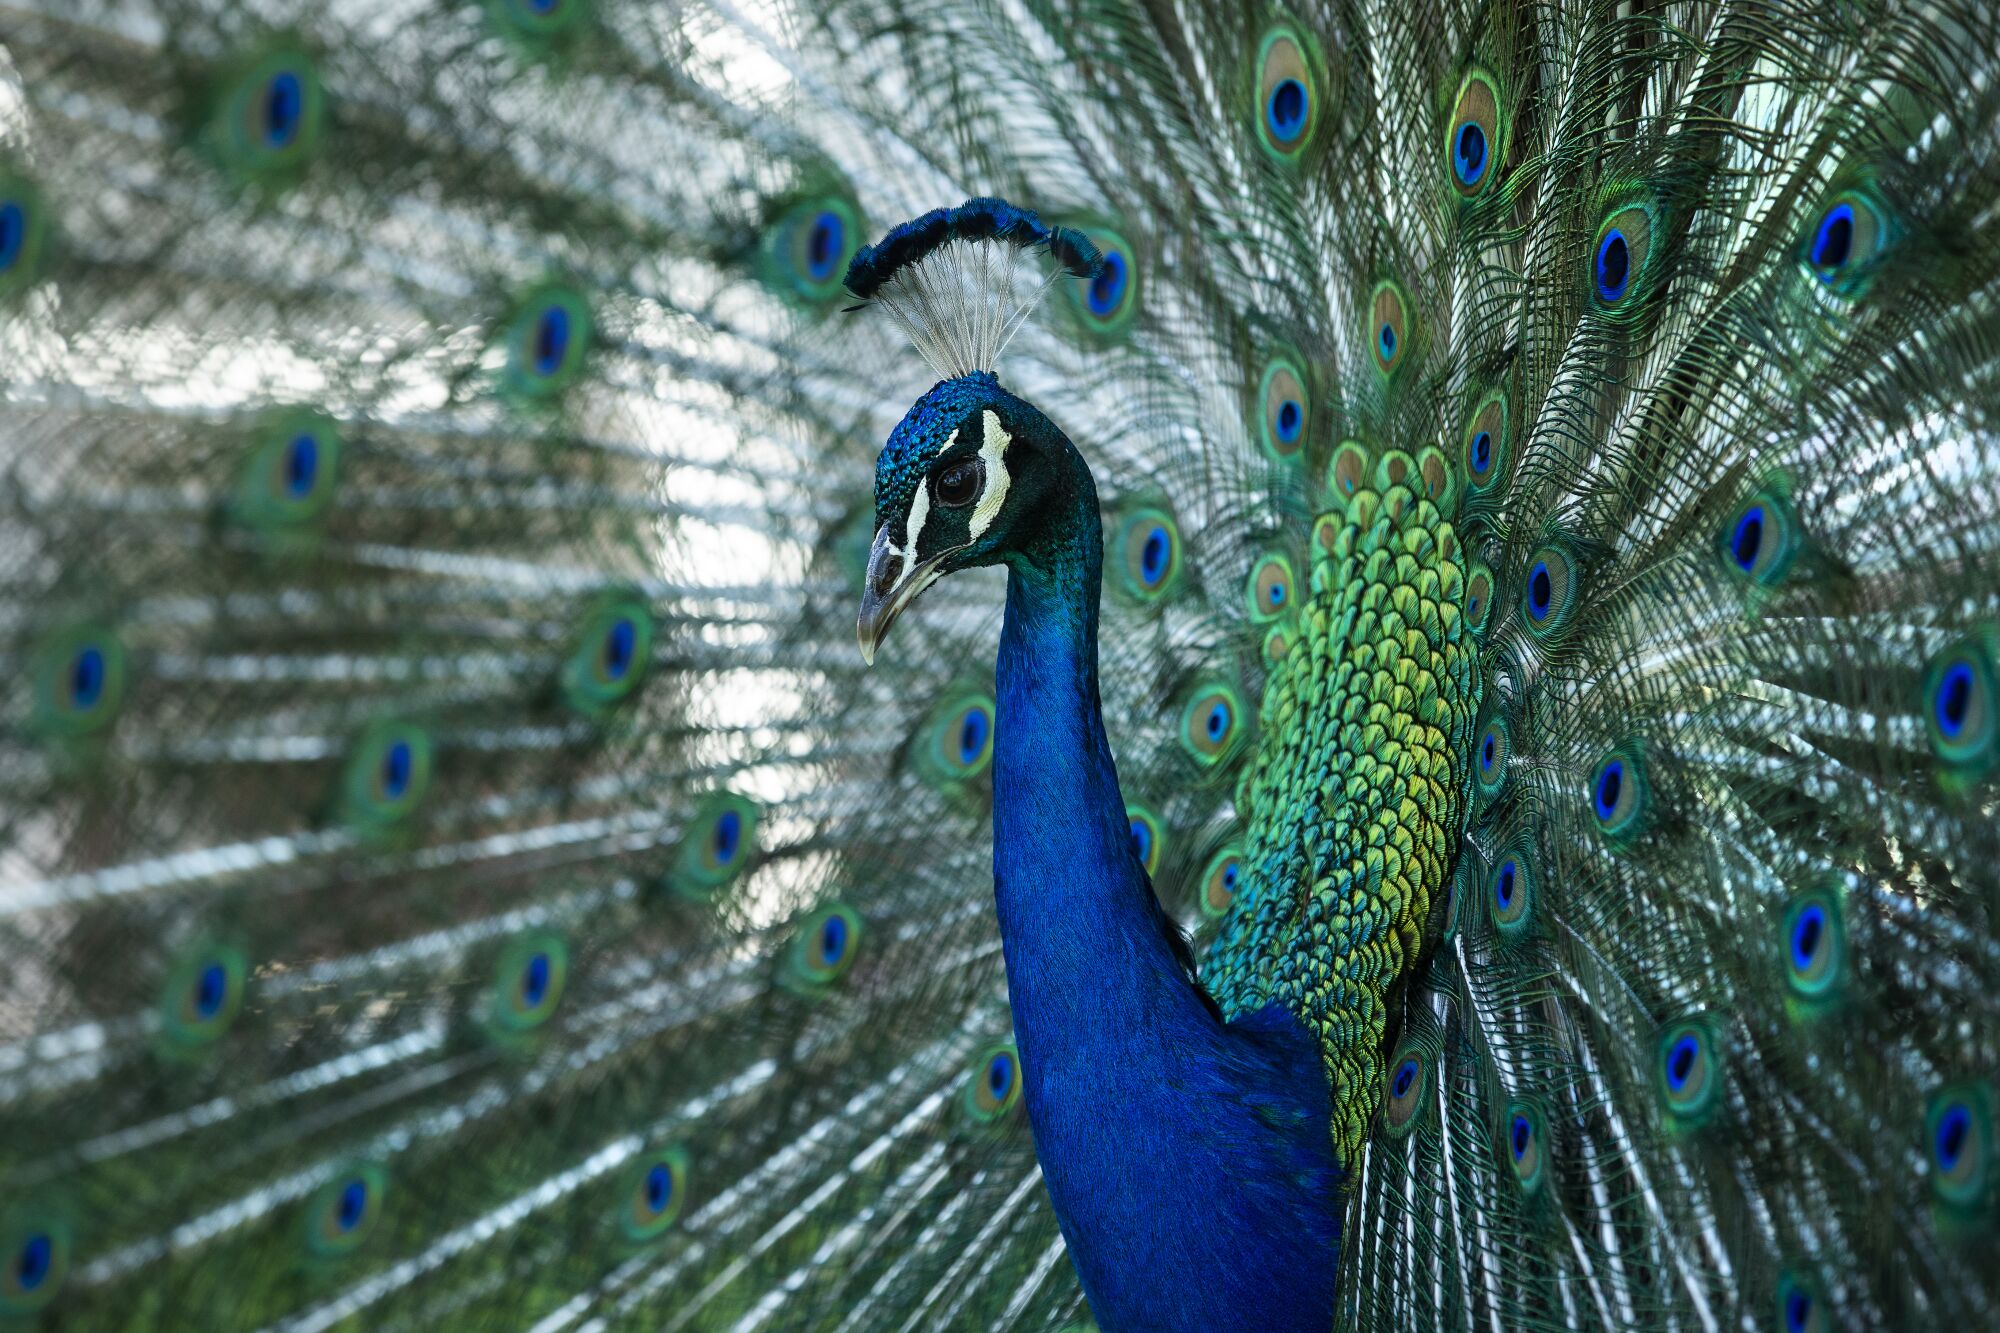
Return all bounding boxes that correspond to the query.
[1939,1107,1970,1168]
[1511,1117,1529,1158]
[958,709,986,761]
[714,810,740,862]
[1482,735,1495,767]
[1497,865,1514,906]
[1816,210,1853,268]
[1379,323,1396,358]
[1471,431,1491,471]
[286,434,319,497]
[1271,80,1304,133]
[0,202,23,270]
[1733,508,1764,569]
[1222,863,1238,890]
[1792,911,1822,967]
[1457,122,1486,177]
[1142,528,1168,580]
[1130,821,1149,859]
[534,305,570,375]
[263,72,302,148]
[1670,1039,1696,1086]
[1941,666,1971,730]
[523,952,550,1006]
[807,214,840,276]
[989,1056,1011,1096]
[1597,765,1622,815]
[604,618,636,678]
[17,1234,50,1289]
[646,1164,671,1210]
[70,647,104,708]
[1090,255,1124,311]
[1392,1061,1415,1098]
[337,1180,367,1231]
[382,741,412,798]
[1786,1291,1812,1333]
[821,915,845,963]
[937,464,978,506]
[1277,399,1300,437]
[196,963,227,1017]
[1599,232,1630,295]
[1529,566,1552,615]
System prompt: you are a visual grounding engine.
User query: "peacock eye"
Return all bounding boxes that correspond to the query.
[934,459,982,508]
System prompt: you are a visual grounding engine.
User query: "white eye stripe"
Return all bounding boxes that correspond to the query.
[902,426,953,565]
[967,410,1012,541]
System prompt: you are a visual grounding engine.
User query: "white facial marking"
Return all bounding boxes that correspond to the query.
[967,411,1012,541]
[900,426,950,573]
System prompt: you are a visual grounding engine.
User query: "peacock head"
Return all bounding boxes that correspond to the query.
[857,371,1079,662]
[842,199,1102,664]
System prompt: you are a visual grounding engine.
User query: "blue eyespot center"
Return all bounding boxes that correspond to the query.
[819,914,847,965]
[1391,1058,1417,1099]
[1140,526,1169,583]
[1937,1103,1971,1171]
[1222,862,1239,891]
[1267,581,1286,607]
[1481,734,1496,769]
[1454,121,1487,185]
[1470,430,1492,474]
[285,433,319,498]
[1937,661,1974,737]
[988,1053,1014,1098]
[336,1179,368,1233]
[1785,1290,1812,1333]
[1596,229,1631,302]
[1266,78,1307,141]
[1275,398,1302,442]
[713,809,742,864]
[533,305,571,377]
[1527,562,1552,619]
[521,951,551,1008]
[957,708,989,764]
[263,71,303,149]
[1088,252,1128,317]
[1510,1114,1530,1160]
[805,210,843,282]
[1666,1034,1699,1091]
[603,617,636,680]
[381,740,414,800]
[1594,761,1624,820]
[69,646,106,710]
[0,201,24,272]
[195,963,229,1019]
[1731,505,1764,571]
[16,1233,50,1291]
[1378,322,1396,360]
[1495,860,1517,909]
[645,1162,672,1211]
[1206,702,1230,741]
[1790,904,1825,972]
[1812,202,1854,271]
[1129,818,1151,863]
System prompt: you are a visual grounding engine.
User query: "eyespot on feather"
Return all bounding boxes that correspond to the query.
[1922,634,1996,772]
[1520,545,1576,637]
[1446,69,1504,198]
[965,1043,1024,1123]
[1656,1016,1722,1124]
[1254,26,1322,162]
[0,170,48,298]
[1246,552,1296,623]
[1327,440,1370,508]
[159,943,249,1050]
[209,50,326,182]
[31,625,127,740]
[1590,199,1660,313]
[782,902,864,992]
[1464,562,1495,636]
[1803,186,1891,295]
[1126,805,1164,877]
[1500,1100,1546,1194]
[1381,1037,1433,1137]
[1256,353,1311,460]
[502,284,594,399]
[1197,843,1242,920]
[337,721,433,830]
[1588,742,1648,840]
[302,1163,387,1261]
[619,1147,689,1243]
[1067,226,1138,334]
[1488,849,1532,937]
[490,932,568,1035]
[916,687,997,788]
[1115,507,1183,603]
[1780,882,1846,1004]
[1474,716,1510,801]
[672,792,761,898]
[766,195,862,305]
[1926,1084,1993,1213]
[560,593,654,716]
[1461,391,1509,495]
[0,1210,70,1316]
[1369,280,1412,376]
[1178,681,1245,766]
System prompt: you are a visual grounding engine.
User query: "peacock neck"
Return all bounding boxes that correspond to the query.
[984,448,1343,1332]
[989,461,1199,1037]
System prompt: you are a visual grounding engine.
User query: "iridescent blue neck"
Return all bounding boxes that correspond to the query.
[987,441,1343,1332]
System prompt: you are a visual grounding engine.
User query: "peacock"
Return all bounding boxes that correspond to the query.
[0,0,1997,1328]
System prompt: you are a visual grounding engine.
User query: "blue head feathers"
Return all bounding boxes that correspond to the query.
[843,197,1101,380]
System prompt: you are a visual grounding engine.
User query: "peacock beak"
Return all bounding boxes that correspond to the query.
[857,524,954,665]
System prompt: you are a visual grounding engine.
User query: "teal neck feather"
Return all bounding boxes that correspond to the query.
[987,432,1342,1331]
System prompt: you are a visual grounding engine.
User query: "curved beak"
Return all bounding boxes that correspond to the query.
[857,524,956,665]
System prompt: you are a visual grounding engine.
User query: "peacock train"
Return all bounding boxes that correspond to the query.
[0,0,1996,1329]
